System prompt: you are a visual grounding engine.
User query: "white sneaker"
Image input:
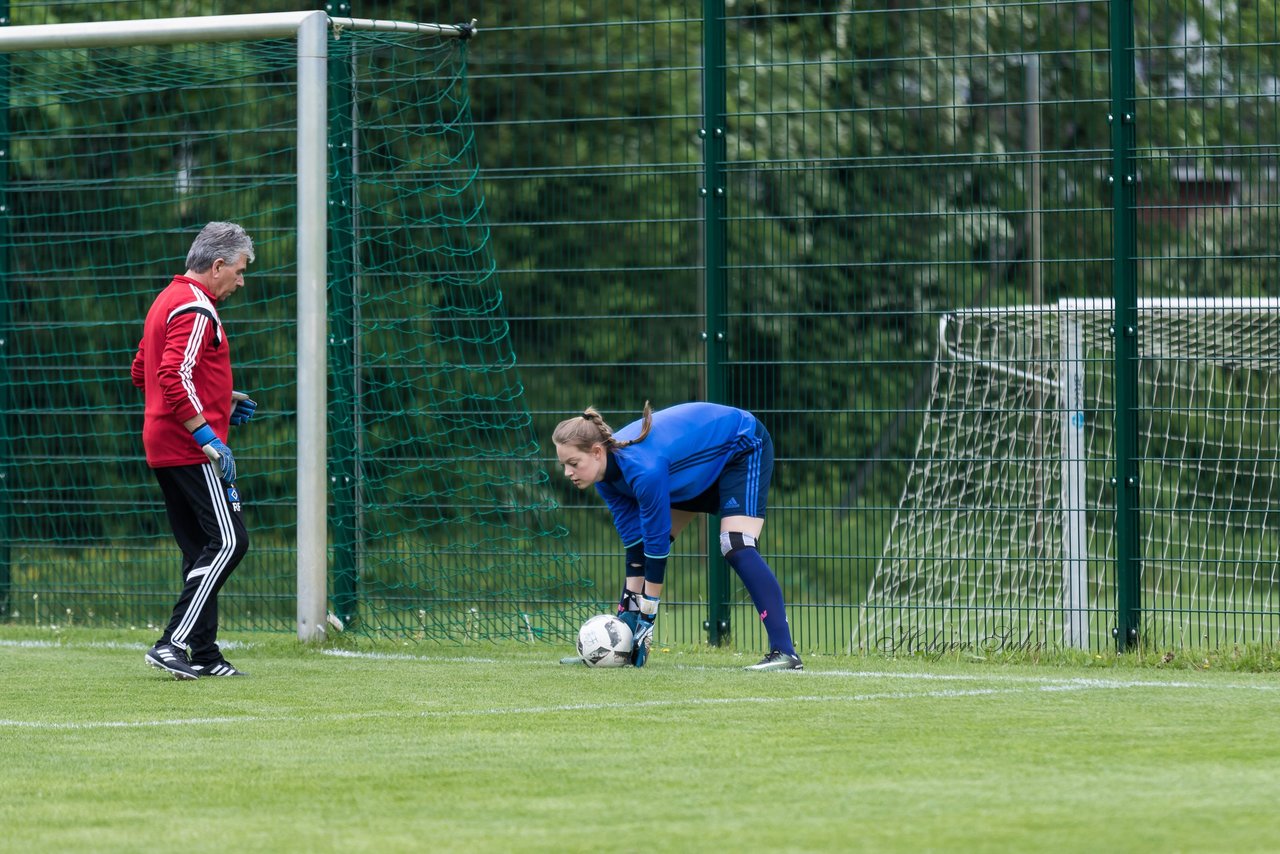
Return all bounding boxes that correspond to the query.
[745,650,804,671]
[145,643,200,680]
[190,658,247,677]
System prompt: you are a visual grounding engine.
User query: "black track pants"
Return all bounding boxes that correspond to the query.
[152,463,248,662]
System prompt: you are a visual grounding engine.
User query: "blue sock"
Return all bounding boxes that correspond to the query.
[723,537,796,656]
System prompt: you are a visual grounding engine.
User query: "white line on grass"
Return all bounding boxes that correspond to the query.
[706,666,1280,693]
[0,639,255,651]
[0,716,254,730]
[321,650,1279,693]
[8,640,1275,694]
[0,639,150,651]
[321,648,506,665]
[0,678,1256,731]
[0,687,1027,730]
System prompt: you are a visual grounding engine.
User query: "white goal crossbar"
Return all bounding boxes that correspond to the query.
[0,13,474,641]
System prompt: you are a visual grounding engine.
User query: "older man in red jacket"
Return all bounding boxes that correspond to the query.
[131,222,257,680]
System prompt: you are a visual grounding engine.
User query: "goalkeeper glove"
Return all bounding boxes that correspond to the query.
[617,610,640,635]
[631,595,659,668]
[191,424,236,484]
[230,391,258,426]
[616,588,640,633]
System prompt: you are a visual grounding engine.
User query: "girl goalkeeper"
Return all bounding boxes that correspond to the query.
[553,401,802,670]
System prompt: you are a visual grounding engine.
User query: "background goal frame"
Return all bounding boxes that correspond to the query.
[865,296,1280,652]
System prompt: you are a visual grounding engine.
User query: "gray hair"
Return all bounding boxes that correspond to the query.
[185,221,255,273]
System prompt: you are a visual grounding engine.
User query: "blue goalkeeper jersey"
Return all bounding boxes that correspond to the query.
[596,402,763,559]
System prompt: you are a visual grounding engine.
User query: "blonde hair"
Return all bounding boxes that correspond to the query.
[552,402,654,452]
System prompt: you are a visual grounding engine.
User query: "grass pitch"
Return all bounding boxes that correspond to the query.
[2,628,1278,853]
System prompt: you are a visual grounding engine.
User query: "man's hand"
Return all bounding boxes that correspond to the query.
[230,391,257,426]
[191,424,237,484]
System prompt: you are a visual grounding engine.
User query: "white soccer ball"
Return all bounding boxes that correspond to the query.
[577,614,634,667]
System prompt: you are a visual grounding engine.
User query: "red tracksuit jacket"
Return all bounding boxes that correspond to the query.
[131,275,233,468]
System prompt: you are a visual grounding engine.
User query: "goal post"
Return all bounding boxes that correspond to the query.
[1058,310,1088,649]
[861,297,1280,652]
[0,14,588,642]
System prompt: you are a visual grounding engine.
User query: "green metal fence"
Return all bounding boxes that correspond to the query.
[2,0,1278,653]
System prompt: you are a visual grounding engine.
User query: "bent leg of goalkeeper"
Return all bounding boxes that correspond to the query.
[618,510,695,667]
[626,579,662,667]
[620,568,663,668]
[720,516,799,660]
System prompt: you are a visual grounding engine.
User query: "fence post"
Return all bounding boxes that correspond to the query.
[1109,0,1142,651]
[326,10,360,629]
[701,0,730,645]
[0,1,9,619]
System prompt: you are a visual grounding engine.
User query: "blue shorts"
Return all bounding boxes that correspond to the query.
[671,420,773,519]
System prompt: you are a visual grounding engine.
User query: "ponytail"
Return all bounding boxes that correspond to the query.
[552,401,654,452]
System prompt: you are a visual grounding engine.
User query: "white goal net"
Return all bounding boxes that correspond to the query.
[859,298,1280,652]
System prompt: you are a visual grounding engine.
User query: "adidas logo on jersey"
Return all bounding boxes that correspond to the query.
[723,497,740,510]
